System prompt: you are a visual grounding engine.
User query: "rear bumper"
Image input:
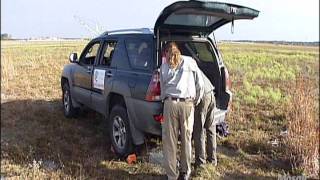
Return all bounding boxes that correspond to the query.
[126,98,163,136]
[126,97,230,140]
[215,89,232,125]
[214,108,228,125]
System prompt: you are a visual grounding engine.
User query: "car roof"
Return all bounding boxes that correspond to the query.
[98,28,154,39]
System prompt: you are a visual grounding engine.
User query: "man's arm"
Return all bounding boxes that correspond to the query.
[160,65,164,100]
[194,66,204,105]
[160,63,168,100]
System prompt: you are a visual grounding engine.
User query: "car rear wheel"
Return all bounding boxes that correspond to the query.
[109,105,133,158]
[62,83,78,118]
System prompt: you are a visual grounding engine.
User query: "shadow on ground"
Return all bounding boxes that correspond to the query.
[1,99,289,179]
[1,99,164,179]
[223,172,275,180]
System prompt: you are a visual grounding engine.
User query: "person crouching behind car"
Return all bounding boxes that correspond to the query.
[193,70,217,169]
[160,42,204,180]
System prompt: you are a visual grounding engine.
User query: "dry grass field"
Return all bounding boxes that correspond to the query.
[1,40,319,179]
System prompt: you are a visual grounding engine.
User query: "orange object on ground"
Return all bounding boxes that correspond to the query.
[127,153,137,164]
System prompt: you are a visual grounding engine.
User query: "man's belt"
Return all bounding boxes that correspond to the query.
[165,97,194,102]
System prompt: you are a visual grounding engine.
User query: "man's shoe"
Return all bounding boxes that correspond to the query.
[207,158,217,166]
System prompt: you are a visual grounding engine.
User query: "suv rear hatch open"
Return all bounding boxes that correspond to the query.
[154,1,259,111]
[154,0,259,36]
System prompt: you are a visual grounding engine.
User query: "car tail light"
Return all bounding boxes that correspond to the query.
[145,70,161,101]
[153,114,163,123]
[224,67,231,90]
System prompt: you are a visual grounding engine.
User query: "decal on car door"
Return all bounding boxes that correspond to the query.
[93,69,105,90]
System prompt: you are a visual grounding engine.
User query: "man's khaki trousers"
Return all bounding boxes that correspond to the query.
[162,99,194,180]
[194,91,217,166]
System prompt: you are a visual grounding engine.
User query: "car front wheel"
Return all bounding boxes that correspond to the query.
[109,105,133,158]
[62,83,78,118]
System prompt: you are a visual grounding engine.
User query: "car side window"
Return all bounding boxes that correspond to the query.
[192,42,216,62]
[125,38,152,70]
[100,41,117,67]
[79,42,101,66]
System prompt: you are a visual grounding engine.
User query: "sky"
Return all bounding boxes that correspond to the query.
[1,0,319,41]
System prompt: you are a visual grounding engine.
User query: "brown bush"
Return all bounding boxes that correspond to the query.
[284,75,319,177]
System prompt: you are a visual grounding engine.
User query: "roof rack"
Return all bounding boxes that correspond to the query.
[102,28,153,36]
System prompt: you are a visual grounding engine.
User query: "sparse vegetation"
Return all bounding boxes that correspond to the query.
[1,40,319,179]
[284,75,319,177]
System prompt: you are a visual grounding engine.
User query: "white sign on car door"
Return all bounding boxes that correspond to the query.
[93,69,105,90]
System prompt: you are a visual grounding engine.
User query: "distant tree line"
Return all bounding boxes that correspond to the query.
[1,33,12,40]
[222,40,319,46]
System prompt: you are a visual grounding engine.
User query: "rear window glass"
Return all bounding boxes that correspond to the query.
[125,39,152,70]
[164,9,222,27]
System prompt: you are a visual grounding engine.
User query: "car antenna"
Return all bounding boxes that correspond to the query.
[73,15,104,38]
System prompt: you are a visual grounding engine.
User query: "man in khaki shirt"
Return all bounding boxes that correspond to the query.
[160,42,204,180]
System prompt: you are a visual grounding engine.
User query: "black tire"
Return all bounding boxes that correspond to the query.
[109,105,133,158]
[62,83,78,118]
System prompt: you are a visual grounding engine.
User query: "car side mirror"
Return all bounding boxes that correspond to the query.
[69,53,78,63]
